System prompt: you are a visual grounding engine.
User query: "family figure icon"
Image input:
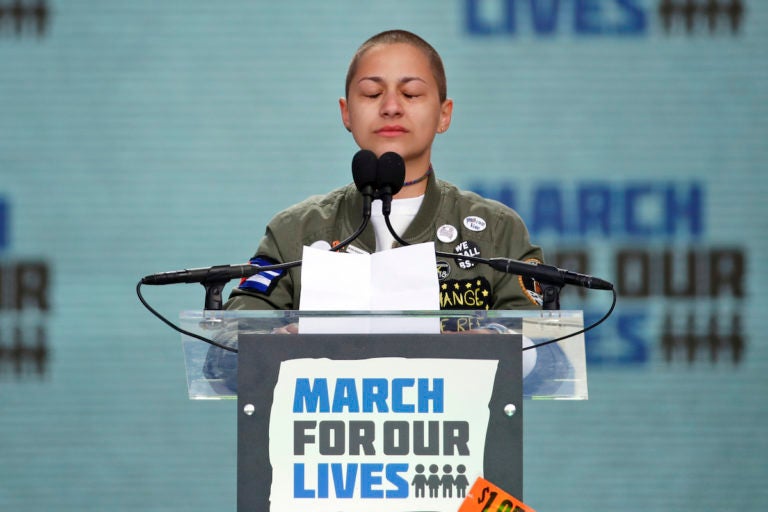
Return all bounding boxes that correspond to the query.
[411,463,471,499]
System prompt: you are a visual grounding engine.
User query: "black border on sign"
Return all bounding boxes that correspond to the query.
[237,332,522,511]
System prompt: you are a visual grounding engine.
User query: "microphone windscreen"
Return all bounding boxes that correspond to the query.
[377,151,406,195]
[352,149,378,192]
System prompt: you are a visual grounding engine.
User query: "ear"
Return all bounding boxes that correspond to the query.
[437,98,454,134]
[339,97,352,132]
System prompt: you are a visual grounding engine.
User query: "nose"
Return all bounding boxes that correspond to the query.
[380,90,403,117]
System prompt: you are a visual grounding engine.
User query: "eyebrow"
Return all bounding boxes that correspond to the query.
[357,76,428,87]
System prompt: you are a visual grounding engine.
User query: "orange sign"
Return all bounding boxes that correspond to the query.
[457,477,536,512]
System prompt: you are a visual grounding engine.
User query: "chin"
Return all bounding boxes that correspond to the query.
[373,144,408,159]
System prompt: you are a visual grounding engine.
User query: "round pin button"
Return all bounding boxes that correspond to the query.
[463,216,487,232]
[437,224,458,243]
[310,240,332,250]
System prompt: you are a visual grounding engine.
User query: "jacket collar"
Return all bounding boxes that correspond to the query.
[401,169,441,242]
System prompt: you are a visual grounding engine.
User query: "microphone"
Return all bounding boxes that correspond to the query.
[486,257,614,290]
[352,149,378,218]
[332,150,379,252]
[141,263,266,285]
[376,151,405,216]
[140,259,301,310]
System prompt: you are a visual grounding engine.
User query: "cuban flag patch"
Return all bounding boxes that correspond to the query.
[238,256,286,295]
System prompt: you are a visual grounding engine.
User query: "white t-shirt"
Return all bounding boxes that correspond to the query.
[369,195,425,252]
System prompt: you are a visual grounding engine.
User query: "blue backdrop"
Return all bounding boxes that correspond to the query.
[1,0,765,510]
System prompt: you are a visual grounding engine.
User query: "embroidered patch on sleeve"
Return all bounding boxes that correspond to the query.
[238,256,286,295]
[518,258,544,306]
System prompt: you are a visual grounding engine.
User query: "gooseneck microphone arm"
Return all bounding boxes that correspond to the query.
[333,150,378,253]
[331,217,369,253]
[376,151,409,247]
[385,216,410,247]
[140,150,381,305]
[433,250,614,310]
[370,153,613,308]
[136,259,303,352]
[140,260,302,310]
[487,256,613,291]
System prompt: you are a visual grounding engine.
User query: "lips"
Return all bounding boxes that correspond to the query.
[375,125,408,137]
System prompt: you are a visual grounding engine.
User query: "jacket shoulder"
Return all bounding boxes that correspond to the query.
[267,184,354,228]
[437,179,526,225]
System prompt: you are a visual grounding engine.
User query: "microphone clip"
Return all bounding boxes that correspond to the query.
[202,279,228,311]
[539,282,563,311]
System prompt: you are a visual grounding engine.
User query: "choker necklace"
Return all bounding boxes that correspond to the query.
[402,165,433,187]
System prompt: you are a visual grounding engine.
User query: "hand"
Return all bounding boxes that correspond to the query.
[271,322,299,334]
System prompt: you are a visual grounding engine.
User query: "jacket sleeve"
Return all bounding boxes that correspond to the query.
[224,222,297,311]
[490,207,545,310]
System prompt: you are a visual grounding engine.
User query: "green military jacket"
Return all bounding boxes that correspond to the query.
[227,172,544,311]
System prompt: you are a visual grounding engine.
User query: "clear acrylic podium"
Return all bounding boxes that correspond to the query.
[179,309,587,512]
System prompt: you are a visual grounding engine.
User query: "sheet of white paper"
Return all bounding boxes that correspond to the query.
[369,242,440,310]
[299,242,440,333]
[299,245,372,310]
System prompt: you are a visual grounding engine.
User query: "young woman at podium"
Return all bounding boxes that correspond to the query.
[224,30,544,313]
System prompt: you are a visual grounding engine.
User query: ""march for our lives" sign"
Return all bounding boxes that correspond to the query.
[267,358,499,512]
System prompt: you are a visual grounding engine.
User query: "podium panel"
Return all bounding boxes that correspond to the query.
[178,310,587,512]
[237,332,522,512]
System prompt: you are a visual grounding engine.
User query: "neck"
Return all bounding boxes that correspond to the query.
[394,172,429,198]
[395,155,432,199]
